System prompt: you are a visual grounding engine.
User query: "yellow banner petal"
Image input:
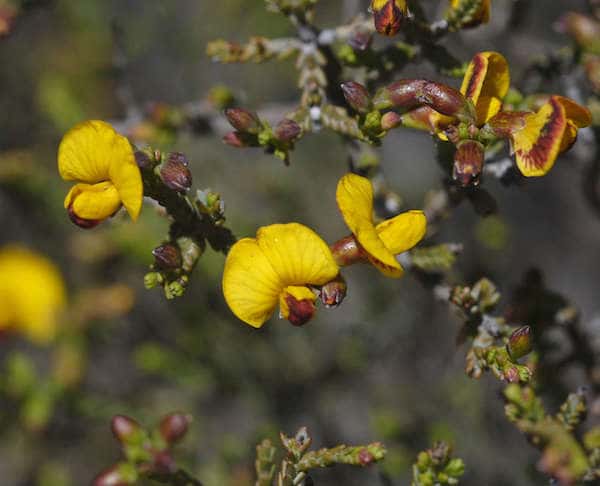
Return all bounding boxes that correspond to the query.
[336,174,402,277]
[64,181,122,221]
[461,52,510,125]
[256,223,338,287]
[376,210,427,255]
[222,238,282,328]
[58,120,124,183]
[513,98,567,177]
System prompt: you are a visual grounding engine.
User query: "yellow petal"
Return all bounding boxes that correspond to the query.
[551,96,591,153]
[376,210,427,254]
[461,52,510,125]
[108,152,143,221]
[336,174,403,278]
[58,120,122,183]
[256,223,339,287]
[0,246,66,344]
[513,98,567,177]
[64,181,122,221]
[222,238,282,328]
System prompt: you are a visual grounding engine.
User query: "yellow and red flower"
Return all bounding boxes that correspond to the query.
[58,120,143,228]
[222,223,339,328]
[333,174,427,278]
[371,0,409,37]
[0,246,66,344]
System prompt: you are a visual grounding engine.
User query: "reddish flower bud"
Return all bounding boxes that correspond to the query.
[330,235,366,267]
[160,152,192,192]
[380,111,403,130]
[159,413,192,444]
[68,205,102,229]
[152,243,182,270]
[224,108,262,134]
[274,119,302,142]
[348,29,373,51]
[453,140,485,187]
[507,326,533,360]
[341,81,371,114]
[371,0,408,37]
[320,276,347,308]
[223,131,256,148]
[111,415,142,444]
[358,448,375,466]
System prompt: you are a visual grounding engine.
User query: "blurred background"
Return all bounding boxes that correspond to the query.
[0,0,599,484]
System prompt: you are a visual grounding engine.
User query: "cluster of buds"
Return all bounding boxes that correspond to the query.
[412,441,465,486]
[223,108,303,164]
[93,413,195,486]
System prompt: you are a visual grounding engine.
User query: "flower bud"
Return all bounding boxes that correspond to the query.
[93,463,137,486]
[223,131,254,148]
[341,81,371,114]
[152,243,182,270]
[371,0,408,37]
[274,118,302,142]
[380,111,403,130]
[347,29,373,51]
[358,448,375,466]
[224,108,262,134]
[111,415,142,444]
[160,152,192,192]
[330,235,366,267]
[320,276,347,308]
[453,140,485,187]
[68,205,102,229]
[507,326,533,360]
[159,413,192,444]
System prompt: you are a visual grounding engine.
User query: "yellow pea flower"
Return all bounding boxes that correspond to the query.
[58,120,143,228]
[222,223,339,328]
[0,246,67,344]
[371,0,408,36]
[334,173,427,278]
[487,96,592,177]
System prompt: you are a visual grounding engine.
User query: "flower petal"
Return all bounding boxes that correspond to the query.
[279,285,317,326]
[336,174,402,278]
[376,210,427,254]
[461,52,510,125]
[513,97,567,177]
[64,181,122,220]
[256,223,339,287]
[58,120,122,183]
[108,152,143,221]
[222,238,282,328]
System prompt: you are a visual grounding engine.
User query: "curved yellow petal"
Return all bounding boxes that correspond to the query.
[0,246,66,344]
[64,181,122,221]
[513,98,567,177]
[108,152,143,221]
[256,223,339,287]
[58,120,122,183]
[222,238,282,328]
[336,174,402,278]
[461,52,510,125]
[554,96,592,128]
[376,210,427,254]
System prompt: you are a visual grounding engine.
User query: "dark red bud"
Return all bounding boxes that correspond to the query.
[504,366,520,383]
[68,205,102,229]
[160,152,192,192]
[285,295,316,327]
[507,326,533,360]
[152,451,177,474]
[274,119,302,142]
[372,0,405,37]
[93,466,130,486]
[159,413,192,444]
[223,131,258,148]
[224,108,262,134]
[341,81,371,113]
[358,448,375,466]
[152,243,182,270]
[453,140,485,187]
[320,276,347,308]
[330,235,366,267]
[348,29,373,51]
[111,415,142,444]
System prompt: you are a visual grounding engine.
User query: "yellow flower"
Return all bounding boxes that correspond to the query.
[222,223,339,328]
[334,174,427,278]
[448,0,491,28]
[371,0,409,36]
[487,96,592,177]
[58,120,143,228]
[0,246,67,344]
